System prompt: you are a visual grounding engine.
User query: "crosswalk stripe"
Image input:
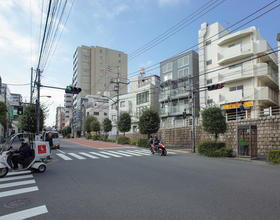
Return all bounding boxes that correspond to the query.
[79,152,99,159]
[99,151,122,158]
[0,174,33,183]
[117,150,143,156]
[129,150,151,155]
[106,151,133,157]
[68,153,86,160]
[0,186,39,198]
[56,153,72,160]
[0,205,48,220]
[89,152,110,158]
[6,170,31,176]
[0,180,36,189]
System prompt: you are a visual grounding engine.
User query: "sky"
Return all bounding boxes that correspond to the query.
[0,0,279,126]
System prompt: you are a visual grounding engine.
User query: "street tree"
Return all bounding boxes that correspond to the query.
[18,104,45,133]
[91,119,100,135]
[201,106,227,141]
[0,102,7,130]
[84,116,95,133]
[117,112,131,136]
[103,118,112,133]
[139,109,160,138]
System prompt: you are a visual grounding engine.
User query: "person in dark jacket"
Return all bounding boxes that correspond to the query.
[12,141,33,169]
[46,132,53,149]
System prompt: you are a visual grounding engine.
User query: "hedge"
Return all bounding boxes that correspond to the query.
[267,150,280,164]
[198,141,232,157]
[117,136,130,144]
[129,139,138,146]
[137,139,149,148]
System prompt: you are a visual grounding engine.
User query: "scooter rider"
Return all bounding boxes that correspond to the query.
[11,138,33,169]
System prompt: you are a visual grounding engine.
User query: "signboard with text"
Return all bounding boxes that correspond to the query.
[223,101,253,110]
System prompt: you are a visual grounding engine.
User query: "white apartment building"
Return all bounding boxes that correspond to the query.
[199,22,279,120]
[56,107,65,131]
[277,33,280,103]
[72,45,128,133]
[109,74,160,136]
[64,93,73,127]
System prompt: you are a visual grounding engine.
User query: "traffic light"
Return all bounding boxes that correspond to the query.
[65,86,82,94]
[17,106,23,115]
[207,83,224,91]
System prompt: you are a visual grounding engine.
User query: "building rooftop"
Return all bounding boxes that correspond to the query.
[277,33,280,41]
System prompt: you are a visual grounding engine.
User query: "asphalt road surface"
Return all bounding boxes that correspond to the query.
[1,140,280,220]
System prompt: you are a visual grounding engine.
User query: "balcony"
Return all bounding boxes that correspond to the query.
[254,40,278,65]
[255,63,278,86]
[159,89,190,102]
[255,87,279,105]
[217,27,254,46]
[160,105,191,117]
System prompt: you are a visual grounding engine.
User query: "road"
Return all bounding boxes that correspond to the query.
[1,140,280,220]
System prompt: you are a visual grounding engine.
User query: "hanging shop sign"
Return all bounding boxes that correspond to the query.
[223,101,253,110]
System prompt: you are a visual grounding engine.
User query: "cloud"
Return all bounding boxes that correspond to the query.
[158,0,190,7]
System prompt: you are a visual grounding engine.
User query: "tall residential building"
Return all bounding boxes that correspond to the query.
[56,107,65,131]
[109,74,160,135]
[72,46,128,133]
[277,33,280,103]
[159,51,199,129]
[199,22,279,119]
[64,93,73,127]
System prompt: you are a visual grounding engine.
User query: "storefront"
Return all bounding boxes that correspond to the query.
[222,101,254,121]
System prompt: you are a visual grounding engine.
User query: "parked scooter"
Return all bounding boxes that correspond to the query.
[0,133,50,178]
[150,142,167,156]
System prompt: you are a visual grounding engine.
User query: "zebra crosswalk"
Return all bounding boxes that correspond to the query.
[0,171,48,219]
[55,149,174,161]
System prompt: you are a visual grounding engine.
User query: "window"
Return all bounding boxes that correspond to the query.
[229,85,243,91]
[178,67,189,78]
[228,63,242,69]
[163,72,172,81]
[207,99,213,104]
[120,101,125,107]
[112,115,117,121]
[228,41,240,48]
[136,91,149,105]
[177,56,189,68]
[104,112,107,116]
[94,112,99,116]
[237,85,244,90]
[205,40,211,46]
[162,62,173,73]
[207,79,212,84]
[206,60,212,65]
[136,106,148,117]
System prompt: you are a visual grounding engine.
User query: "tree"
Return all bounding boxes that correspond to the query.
[139,109,160,138]
[18,104,45,133]
[0,102,7,129]
[91,119,100,135]
[117,112,131,136]
[61,126,71,137]
[84,116,95,133]
[103,118,112,133]
[201,107,227,141]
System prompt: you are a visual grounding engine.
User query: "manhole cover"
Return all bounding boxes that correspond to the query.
[4,198,31,209]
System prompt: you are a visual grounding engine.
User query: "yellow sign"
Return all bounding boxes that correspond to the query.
[223,101,253,110]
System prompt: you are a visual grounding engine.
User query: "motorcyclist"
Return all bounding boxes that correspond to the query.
[11,138,33,169]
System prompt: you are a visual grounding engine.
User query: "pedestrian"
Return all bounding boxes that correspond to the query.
[45,132,53,157]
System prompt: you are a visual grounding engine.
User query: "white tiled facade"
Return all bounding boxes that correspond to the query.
[64,94,73,127]
[199,22,279,119]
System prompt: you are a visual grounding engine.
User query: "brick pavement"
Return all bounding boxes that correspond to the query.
[62,138,136,149]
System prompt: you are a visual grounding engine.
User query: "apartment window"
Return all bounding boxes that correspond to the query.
[228,63,242,69]
[206,60,212,65]
[178,67,189,78]
[163,72,172,81]
[207,99,213,104]
[229,85,243,91]
[120,101,125,107]
[162,62,173,73]
[104,112,107,116]
[207,79,212,84]
[177,56,189,68]
[94,112,99,116]
[136,91,149,105]
[228,41,240,48]
[205,40,211,46]
[237,85,244,90]
[112,115,117,121]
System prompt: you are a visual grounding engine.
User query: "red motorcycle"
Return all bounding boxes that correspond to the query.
[150,142,167,156]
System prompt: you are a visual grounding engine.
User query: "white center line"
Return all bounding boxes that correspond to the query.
[0,205,48,220]
[0,186,39,198]
[0,180,36,189]
[99,151,122,158]
[68,153,86,160]
[89,152,110,158]
[56,153,72,160]
[0,174,33,183]
[79,152,99,159]
[6,170,31,176]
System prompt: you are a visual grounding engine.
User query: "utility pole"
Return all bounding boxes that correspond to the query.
[192,90,196,153]
[116,67,120,140]
[36,68,41,134]
[30,67,33,104]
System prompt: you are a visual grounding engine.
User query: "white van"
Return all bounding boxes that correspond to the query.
[43,131,60,149]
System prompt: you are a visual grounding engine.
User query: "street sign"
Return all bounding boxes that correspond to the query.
[9,106,14,120]
[222,101,253,110]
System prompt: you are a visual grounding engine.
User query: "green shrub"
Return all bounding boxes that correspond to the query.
[92,135,101,141]
[117,136,130,144]
[198,141,232,157]
[85,133,92,139]
[267,150,280,164]
[106,138,115,143]
[137,139,149,148]
[129,139,138,146]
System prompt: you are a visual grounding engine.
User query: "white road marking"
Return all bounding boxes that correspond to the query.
[0,205,48,220]
[167,152,176,155]
[0,180,36,189]
[0,186,39,198]
[107,151,133,157]
[6,170,31,176]
[117,150,143,156]
[130,149,151,154]
[57,149,65,154]
[56,153,72,160]
[99,151,122,158]
[0,174,33,183]
[79,152,99,159]
[68,153,86,160]
[129,150,152,155]
[89,152,110,158]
